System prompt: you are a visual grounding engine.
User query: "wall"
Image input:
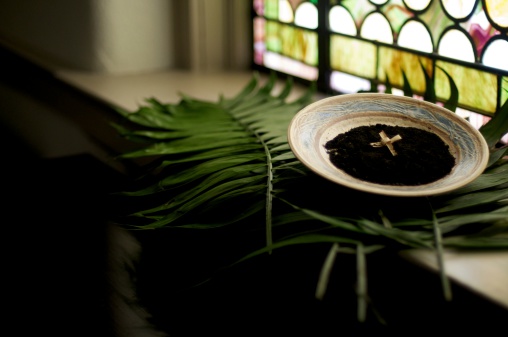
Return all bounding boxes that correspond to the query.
[0,0,252,163]
[0,0,251,74]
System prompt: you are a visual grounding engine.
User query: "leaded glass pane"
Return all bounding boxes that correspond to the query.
[330,35,376,78]
[279,0,294,22]
[280,25,318,65]
[482,37,508,71]
[340,0,376,24]
[485,0,508,29]
[253,17,265,65]
[294,2,319,28]
[502,77,508,107]
[441,0,477,20]
[330,71,371,93]
[397,20,433,52]
[417,0,454,47]
[438,28,476,62]
[404,0,432,11]
[360,12,394,43]
[370,0,389,5]
[264,0,279,20]
[265,21,282,53]
[382,1,412,33]
[264,51,319,80]
[435,61,498,113]
[253,0,508,117]
[378,47,432,94]
[329,5,357,35]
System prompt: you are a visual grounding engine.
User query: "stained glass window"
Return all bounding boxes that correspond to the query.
[252,0,508,133]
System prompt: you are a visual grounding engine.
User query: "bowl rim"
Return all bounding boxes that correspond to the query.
[287,93,490,197]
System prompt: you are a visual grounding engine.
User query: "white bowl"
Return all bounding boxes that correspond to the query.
[287,93,489,197]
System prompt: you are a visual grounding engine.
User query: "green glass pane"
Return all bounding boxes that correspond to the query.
[378,46,432,94]
[417,0,454,50]
[265,21,282,53]
[265,0,279,20]
[330,35,376,78]
[380,0,411,34]
[435,61,498,114]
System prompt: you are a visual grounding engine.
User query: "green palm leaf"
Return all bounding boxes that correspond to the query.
[480,97,508,149]
[112,71,508,324]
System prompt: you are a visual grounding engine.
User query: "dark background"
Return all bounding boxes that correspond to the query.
[1,44,507,337]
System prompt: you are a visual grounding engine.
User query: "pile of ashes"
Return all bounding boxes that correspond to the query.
[324,124,456,186]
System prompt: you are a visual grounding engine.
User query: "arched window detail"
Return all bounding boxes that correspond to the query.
[341,0,377,27]
[295,2,318,29]
[252,0,508,116]
[438,27,476,62]
[404,0,432,12]
[465,5,497,57]
[360,11,394,43]
[482,36,508,71]
[397,19,433,52]
[329,5,357,36]
[381,3,413,37]
[278,0,294,23]
[440,0,477,21]
[370,0,389,6]
[484,0,508,30]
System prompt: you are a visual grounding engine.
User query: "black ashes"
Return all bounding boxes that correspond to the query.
[324,124,456,186]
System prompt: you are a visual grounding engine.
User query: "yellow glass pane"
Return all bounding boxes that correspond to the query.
[441,0,476,20]
[280,25,294,56]
[300,31,319,65]
[330,35,376,78]
[501,77,508,109]
[280,26,318,65]
[435,61,498,113]
[485,0,508,28]
[378,46,432,94]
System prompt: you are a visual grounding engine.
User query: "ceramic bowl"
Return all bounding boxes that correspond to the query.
[287,93,490,197]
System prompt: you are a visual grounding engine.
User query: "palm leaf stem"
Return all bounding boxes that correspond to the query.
[429,199,452,301]
[315,243,342,300]
[264,143,274,253]
[356,242,368,322]
[227,105,277,252]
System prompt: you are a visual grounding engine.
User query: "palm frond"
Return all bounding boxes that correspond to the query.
[111,70,508,324]
[480,97,508,149]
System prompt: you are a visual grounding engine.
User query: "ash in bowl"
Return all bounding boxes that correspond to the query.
[324,124,456,186]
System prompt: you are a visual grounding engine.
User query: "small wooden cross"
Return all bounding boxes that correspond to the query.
[370,130,402,156]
